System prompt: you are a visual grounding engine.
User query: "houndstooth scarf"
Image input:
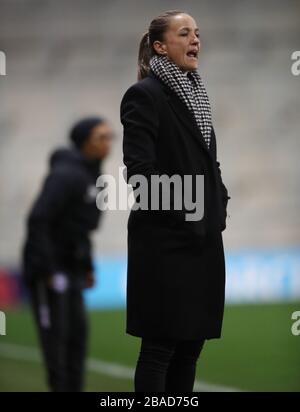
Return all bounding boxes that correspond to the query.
[149,54,212,148]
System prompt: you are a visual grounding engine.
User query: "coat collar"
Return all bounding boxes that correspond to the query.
[148,69,213,159]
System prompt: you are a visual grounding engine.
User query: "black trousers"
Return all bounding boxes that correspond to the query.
[134,337,205,392]
[28,278,87,392]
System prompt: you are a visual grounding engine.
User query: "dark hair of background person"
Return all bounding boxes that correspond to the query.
[69,117,105,149]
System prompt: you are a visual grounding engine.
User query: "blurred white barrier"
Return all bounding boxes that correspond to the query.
[84,248,300,309]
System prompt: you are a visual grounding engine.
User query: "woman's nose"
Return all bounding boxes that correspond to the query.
[191,35,200,46]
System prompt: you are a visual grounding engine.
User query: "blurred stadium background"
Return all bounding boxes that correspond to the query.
[0,0,300,391]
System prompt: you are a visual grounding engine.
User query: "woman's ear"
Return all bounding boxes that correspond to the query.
[153,40,167,56]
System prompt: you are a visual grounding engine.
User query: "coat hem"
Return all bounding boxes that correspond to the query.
[126,328,221,341]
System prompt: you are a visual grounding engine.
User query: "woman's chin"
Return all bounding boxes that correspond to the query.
[189,60,198,70]
[181,61,198,71]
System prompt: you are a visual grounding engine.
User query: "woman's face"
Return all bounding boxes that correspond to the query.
[154,14,201,72]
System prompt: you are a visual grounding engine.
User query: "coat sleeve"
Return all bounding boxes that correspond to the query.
[211,126,230,225]
[23,169,75,279]
[121,84,159,181]
[216,160,231,208]
[121,83,187,223]
[216,160,231,231]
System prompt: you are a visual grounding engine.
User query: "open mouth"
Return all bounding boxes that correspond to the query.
[186,50,198,59]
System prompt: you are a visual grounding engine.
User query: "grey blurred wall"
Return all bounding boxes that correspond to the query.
[0,0,299,265]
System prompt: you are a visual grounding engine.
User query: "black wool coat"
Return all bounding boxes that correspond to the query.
[121,69,230,340]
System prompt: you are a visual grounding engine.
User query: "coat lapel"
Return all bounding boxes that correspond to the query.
[148,70,214,160]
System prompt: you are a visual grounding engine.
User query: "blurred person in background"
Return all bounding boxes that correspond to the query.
[121,10,230,392]
[22,117,113,392]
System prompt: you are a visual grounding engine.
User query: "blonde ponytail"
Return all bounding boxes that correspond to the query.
[138,32,152,80]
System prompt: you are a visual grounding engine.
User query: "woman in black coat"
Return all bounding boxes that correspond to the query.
[121,10,230,392]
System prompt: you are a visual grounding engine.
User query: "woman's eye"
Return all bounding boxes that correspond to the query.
[180,32,188,36]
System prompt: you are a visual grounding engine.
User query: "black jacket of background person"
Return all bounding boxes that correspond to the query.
[23,147,102,284]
